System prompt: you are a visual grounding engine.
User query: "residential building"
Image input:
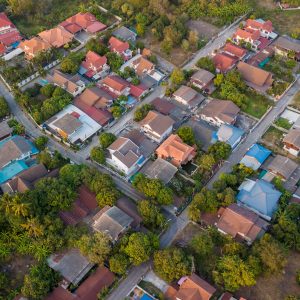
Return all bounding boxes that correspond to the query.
[165,273,216,300]
[130,83,149,100]
[47,249,94,286]
[199,100,240,127]
[112,26,137,42]
[107,136,145,176]
[46,104,101,144]
[240,143,271,170]
[1,164,58,194]
[92,206,134,241]
[130,55,155,76]
[245,19,274,39]
[272,36,300,60]
[59,185,98,225]
[247,45,274,67]
[61,12,107,34]
[0,136,39,184]
[212,124,244,149]
[173,85,205,109]
[141,158,178,184]
[0,12,22,54]
[190,69,215,94]
[219,292,247,300]
[237,179,281,220]
[283,128,300,156]
[222,42,247,60]
[151,97,177,115]
[102,75,130,96]
[237,61,273,93]
[156,134,196,167]
[216,203,269,245]
[0,120,12,141]
[233,28,261,50]
[265,155,298,181]
[80,50,109,80]
[139,111,174,143]
[108,36,132,60]
[213,53,238,73]
[116,197,142,228]
[38,27,74,48]
[19,37,51,59]
[52,70,85,97]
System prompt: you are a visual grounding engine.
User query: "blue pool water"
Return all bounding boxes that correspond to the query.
[259,57,270,68]
[127,95,137,106]
[141,294,153,300]
[0,160,29,184]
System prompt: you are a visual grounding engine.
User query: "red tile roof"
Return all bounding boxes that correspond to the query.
[246,19,273,32]
[81,50,107,72]
[109,36,129,53]
[213,53,238,73]
[60,22,82,34]
[87,21,107,33]
[0,43,6,55]
[223,43,247,59]
[102,75,129,92]
[130,83,147,98]
[151,97,176,115]
[0,30,21,46]
[234,28,260,41]
[0,12,15,28]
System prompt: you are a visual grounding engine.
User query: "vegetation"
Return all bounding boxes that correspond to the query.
[196,56,216,73]
[90,147,106,164]
[99,132,117,149]
[177,126,196,146]
[133,103,153,122]
[7,118,25,135]
[106,52,124,72]
[275,117,292,130]
[0,96,9,118]
[109,253,130,275]
[86,38,109,56]
[34,136,49,151]
[170,68,185,85]
[60,52,85,74]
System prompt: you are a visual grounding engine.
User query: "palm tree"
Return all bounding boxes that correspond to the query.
[0,194,12,215]
[21,218,44,238]
[10,195,29,217]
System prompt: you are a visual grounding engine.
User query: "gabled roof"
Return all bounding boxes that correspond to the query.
[283,128,300,148]
[132,56,154,76]
[0,12,15,28]
[108,36,129,53]
[243,143,271,164]
[223,42,247,59]
[234,28,260,41]
[217,203,269,241]
[213,53,238,73]
[77,86,113,109]
[191,68,215,84]
[173,85,199,103]
[81,50,107,71]
[273,36,300,53]
[53,70,83,94]
[113,26,137,41]
[237,179,281,219]
[0,30,21,47]
[151,97,176,115]
[267,155,298,180]
[102,75,129,92]
[130,83,147,98]
[246,19,273,32]
[53,113,82,135]
[38,27,74,48]
[19,37,51,58]
[216,124,244,147]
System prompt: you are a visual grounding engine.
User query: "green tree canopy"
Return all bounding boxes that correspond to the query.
[177,126,196,146]
[109,253,130,275]
[99,132,117,149]
[138,200,166,229]
[170,68,185,85]
[0,96,9,118]
[34,136,49,151]
[90,147,105,164]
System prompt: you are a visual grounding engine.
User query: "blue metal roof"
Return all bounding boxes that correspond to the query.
[245,144,271,164]
[215,124,244,148]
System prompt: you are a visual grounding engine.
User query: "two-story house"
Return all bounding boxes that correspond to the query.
[102,75,130,97]
[108,36,132,61]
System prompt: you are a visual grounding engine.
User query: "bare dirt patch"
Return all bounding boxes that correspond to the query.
[237,251,300,300]
[187,20,220,39]
[172,222,203,246]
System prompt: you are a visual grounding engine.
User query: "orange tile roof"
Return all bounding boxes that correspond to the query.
[102,75,128,92]
[246,19,273,32]
[38,27,74,48]
[19,37,51,59]
[109,36,129,53]
[66,12,97,29]
[82,50,107,72]
[132,56,154,76]
[213,53,238,73]
[223,42,247,59]
[234,28,260,41]
[156,134,196,167]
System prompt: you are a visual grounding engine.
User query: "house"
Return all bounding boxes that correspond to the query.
[19,37,51,59]
[213,53,238,73]
[283,128,300,156]
[219,292,247,300]
[102,75,130,96]
[80,50,109,80]
[165,273,216,300]
[240,143,271,170]
[45,267,115,300]
[1,164,58,194]
[222,42,247,60]
[139,111,175,143]
[38,27,74,48]
[52,70,85,97]
[199,100,240,127]
[130,83,149,100]
[190,69,215,94]
[156,134,196,167]
[46,104,101,144]
[247,45,274,67]
[130,55,155,76]
[237,61,273,92]
[0,120,12,141]
[107,136,145,176]
[59,185,98,225]
[92,206,134,241]
[173,85,205,109]
[212,124,244,149]
[245,19,275,39]
[151,97,177,115]
[112,26,137,42]
[142,157,178,184]
[233,28,261,50]
[0,12,22,54]
[108,36,132,60]
[0,136,39,184]
[61,12,107,34]
[265,155,298,181]
[237,179,281,220]
[47,249,94,286]
[116,197,142,228]
[216,203,269,245]
[272,36,300,60]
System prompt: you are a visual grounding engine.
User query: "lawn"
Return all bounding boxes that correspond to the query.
[274,117,292,130]
[290,91,300,111]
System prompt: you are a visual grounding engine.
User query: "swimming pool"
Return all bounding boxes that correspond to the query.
[140,294,153,300]
[0,160,30,184]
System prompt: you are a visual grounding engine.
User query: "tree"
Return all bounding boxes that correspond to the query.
[0,96,9,118]
[214,74,224,87]
[197,153,216,171]
[177,126,195,145]
[59,164,83,188]
[191,188,219,213]
[190,232,214,259]
[34,136,49,150]
[170,68,185,85]
[161,39,173,55]
[138,200,166,229]
[111,106,123,119]
[106,52,124,72]
[77,232,112,265]
[99,132,117,149]
[90,147,105,164]
[157,187,173,205]
[124,232,159,265]
[134,104,153,121]
[196,56,215,73]
[109,253,130,275]
[86,38,109,55]
[40,84,55,97]
[208,142,231,161]
[96,187,119,208]
[181,39,190,52]
[188,30,198,49]
[153,248,191,282]
[213,255,256,292]
[60,57,78,74]
[251,234,287,275]
[21,261,60,300]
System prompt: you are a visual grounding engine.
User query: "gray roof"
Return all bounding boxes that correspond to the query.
[142,158,178,184]
[112,26,137,41]
[273,36,300,53]
[47,249,94,285]
[0,121,12,140]
[191,68,215,84]
[283,128,300,148]
[92,206,133,240]
[53,113,82,135]
[266,155,298,180]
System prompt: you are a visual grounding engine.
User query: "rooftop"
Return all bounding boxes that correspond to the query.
[215,124,244,147]
[283,128,300,148]
[273,36,300,53]
[112,26,137,41]
[102,75,129,92]
[38,27,74,48]
[191,69,215,84]
[266,155,298,180]
[109,36,129,53]
[223,42,247,58]
[213,52,238,73]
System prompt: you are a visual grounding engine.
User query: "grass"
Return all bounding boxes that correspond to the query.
[275,117,292,130]
[290,91,300,111]
[262,126,284,148]
[138,280,166,300]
